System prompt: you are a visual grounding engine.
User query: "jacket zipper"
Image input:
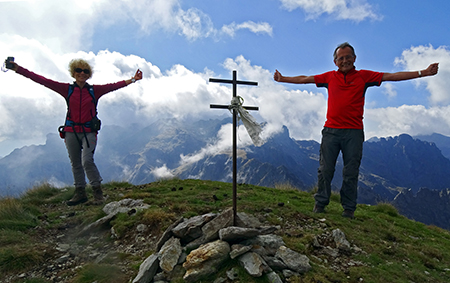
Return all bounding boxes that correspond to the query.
[78,87,82,129]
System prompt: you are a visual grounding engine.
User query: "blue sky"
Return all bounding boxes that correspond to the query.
[1,0,450,159]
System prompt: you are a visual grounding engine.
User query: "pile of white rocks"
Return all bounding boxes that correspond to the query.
[132,207,312,283]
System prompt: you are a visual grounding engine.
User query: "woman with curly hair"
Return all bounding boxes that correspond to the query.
[7,58,143,205]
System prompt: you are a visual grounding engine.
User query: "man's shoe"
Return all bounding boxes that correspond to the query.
[313,204,325,213]
[342,210,355,219]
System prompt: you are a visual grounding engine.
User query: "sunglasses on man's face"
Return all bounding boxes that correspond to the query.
[75,68,90,74]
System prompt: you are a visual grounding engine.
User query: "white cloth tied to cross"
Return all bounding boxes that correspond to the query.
[229,96,264,147]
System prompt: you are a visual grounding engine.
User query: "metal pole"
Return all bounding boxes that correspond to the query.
[232,70,237,226]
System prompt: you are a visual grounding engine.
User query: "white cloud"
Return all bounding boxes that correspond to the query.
[125,0,217,40]
[365,105,450,139]
[360,44,450,139]
[0,37,278,156]
[221,21,273,37]
[221,55,327,141]
[0,31,326,158]
[0,36,214,155]
[179,124,233,167]
[125,0,180,32]
[217,52,450,143]
[176,8,216,40]
[382,83,397,99]
[98,0,271,41]
[151,164,175,179]
[0,0,273,56]
[394,45,450,105]
[2,30,450,158]
[173,55,328,171]
[0,0,101,53]
[279,0,381,22]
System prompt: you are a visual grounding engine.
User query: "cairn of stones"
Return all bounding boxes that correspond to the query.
[86,199,361,283]
[131,206,311,283]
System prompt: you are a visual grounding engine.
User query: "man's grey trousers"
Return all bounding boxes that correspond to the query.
[315,127,364,211]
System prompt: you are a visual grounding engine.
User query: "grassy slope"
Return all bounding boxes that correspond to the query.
[1,179,450,283]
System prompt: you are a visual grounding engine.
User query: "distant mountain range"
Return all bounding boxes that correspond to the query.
[1,118,450,229]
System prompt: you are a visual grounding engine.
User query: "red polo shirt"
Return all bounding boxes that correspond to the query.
[314,68,383,130]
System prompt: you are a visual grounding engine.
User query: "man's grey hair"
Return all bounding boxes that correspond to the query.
[333,42,356,60]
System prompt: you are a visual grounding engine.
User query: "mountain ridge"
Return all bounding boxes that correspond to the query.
[1,118,450,229]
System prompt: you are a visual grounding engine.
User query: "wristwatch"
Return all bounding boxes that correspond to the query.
[131,78,136,83]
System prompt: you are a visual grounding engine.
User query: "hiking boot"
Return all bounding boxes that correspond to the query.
[342,210,355,219]
[92,185,104,205]
[67,187,88,206]
[313,204,325,213]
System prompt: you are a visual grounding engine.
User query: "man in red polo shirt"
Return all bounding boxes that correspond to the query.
[274,42,439,218]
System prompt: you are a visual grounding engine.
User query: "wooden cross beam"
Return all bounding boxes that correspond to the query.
[209,70,258,225]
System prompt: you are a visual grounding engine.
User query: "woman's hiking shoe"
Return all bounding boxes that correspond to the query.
[91,185,105,205]
[313,204,325,213]
[342,210,355,219]
[67,187,88,206]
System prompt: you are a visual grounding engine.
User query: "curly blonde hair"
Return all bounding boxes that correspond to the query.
[68,59,93,79]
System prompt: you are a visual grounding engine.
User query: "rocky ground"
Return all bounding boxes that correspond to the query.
[2,199,151,282]
[2,194,365,283]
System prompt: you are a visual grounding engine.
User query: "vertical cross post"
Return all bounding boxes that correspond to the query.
[209,70,258,225]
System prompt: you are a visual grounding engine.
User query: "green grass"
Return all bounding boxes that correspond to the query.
[1,179,450,283]
[0,197,37,230]
[0,246,46,274]
[71,264,128,283]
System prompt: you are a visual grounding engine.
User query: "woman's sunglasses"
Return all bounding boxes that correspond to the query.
[75,68,91,74]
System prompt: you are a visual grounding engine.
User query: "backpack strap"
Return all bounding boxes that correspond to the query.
[65,82,97,119]
[67,83,96,106]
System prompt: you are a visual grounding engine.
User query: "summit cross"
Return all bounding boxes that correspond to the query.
[209,70,258,225]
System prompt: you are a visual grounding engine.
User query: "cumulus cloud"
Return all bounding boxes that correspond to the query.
[2,33,450,158]
[0,0,273,52]
[0,34,326,157]
[279,0,381,22]
[394,45,450,105]
[151,164,175,180]
[365,105,450,139]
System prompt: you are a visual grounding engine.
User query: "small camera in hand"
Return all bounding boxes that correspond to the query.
[5,57,14,69]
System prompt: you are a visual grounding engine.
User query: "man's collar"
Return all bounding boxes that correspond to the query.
[338,67,357,75]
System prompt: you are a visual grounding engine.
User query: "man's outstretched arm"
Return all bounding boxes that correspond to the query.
[274,69,315,84]
[382,63,439,81]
